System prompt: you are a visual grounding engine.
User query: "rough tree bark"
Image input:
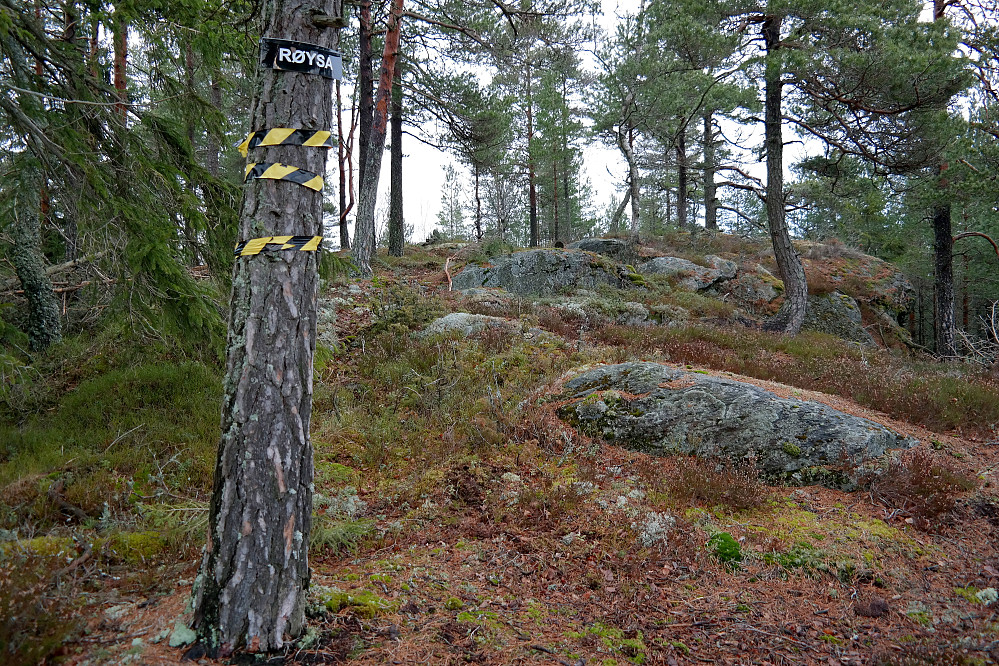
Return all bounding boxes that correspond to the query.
[388,58,404,257]
[11,185,62,351]
[761,13,808,335]
[190,0,340,655]
[352,0,404,276]
[703,111,717,231]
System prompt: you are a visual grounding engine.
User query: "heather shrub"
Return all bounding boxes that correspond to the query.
[865,448,977,530]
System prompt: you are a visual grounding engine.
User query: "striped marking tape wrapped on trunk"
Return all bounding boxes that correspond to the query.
[244,162,324,192]
[234,235,323,257]
[237,128,335,158]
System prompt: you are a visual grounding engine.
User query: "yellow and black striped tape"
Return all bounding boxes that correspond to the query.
[234,235,323,257]
[244,162,324,192]
[237,128,335,158]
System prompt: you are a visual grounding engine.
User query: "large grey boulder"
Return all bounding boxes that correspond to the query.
[451,249,638,297]
[557,362,917,488]
[803,292,876,346]
[639,255,737,291]
[567,238,639,267]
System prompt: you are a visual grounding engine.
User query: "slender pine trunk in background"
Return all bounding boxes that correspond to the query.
[388,58,404,257]
[703,111,717,231]
[676,124,687,230]
[526,64,538,247]
[357,0,375,252]
[617,122,640,236]
[353,0,404,276]
[336,80,351,250]
[474,164,482,241]
[190,0,340,655]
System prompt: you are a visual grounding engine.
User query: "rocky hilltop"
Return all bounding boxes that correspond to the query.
[4,233,998,665]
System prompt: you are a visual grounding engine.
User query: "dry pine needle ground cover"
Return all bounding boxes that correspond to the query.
[6,243,999,666]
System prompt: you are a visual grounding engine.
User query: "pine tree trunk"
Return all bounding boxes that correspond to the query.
[610,189,630,234]
[12,184,62,351]
[474,165,482,241]
[190,0,340,655]
[388,60,403,257]
[353,0,404,276]
[206,77,222,177]
[336,81,350,249]
[761,14,808,335]
[112,16,127,120]
[676,127,687,230]
[703,111,717,231]
[552,161,559,245]
[934,203,956,357]
[617,124,640,236]
[526,65,538,247]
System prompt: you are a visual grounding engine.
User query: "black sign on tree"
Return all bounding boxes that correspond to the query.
[261,38,343,80]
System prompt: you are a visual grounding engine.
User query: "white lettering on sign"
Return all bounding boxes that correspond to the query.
[263,39,342,79]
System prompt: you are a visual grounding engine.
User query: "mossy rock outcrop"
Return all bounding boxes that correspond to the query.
[638,255,737,291]
[803,292,876,346]
[557,362,917,489]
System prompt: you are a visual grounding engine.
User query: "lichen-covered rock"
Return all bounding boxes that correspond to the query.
[553,298,652,327]
[803,292,876,346]
[418,312,551,342]
[452,249,635,296]
[639,255,737,291]
[567,238,639,266]
[316,300,339,350]
[418,313,513,338]
[557,362,917,488]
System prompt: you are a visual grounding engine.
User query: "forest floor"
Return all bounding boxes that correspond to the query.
[3,237,999,665]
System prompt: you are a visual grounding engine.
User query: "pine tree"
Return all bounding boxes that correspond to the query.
[189,0,343,653]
